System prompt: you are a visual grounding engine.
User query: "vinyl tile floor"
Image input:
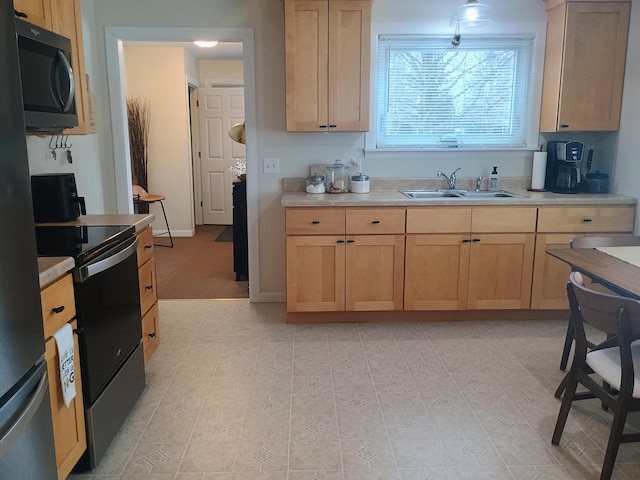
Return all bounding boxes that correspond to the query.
[68,299,640,480]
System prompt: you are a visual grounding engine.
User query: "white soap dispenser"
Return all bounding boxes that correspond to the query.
[489,166,500,191]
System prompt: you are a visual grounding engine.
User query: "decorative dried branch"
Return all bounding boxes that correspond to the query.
[127,97,151,191]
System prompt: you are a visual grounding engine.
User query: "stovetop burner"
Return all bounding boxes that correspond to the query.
[35,225,135,266]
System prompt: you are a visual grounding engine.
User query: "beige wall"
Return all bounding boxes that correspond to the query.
[124,46,194,236]
[199,59,244,87]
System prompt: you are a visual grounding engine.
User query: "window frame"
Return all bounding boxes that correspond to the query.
[366,33,541,153]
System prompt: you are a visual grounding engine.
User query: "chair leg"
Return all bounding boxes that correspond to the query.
[156,200,173,248]
[560,319,574,371]
[600,406,628,480]
[554,373,568,399]
[552,371,579,445]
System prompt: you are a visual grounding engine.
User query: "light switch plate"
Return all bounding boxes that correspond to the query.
[264,158,279,174]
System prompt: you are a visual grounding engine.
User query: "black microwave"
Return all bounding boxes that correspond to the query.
[15,19,78,131]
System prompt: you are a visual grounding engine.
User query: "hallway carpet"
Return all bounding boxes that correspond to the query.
[153,225,249,299]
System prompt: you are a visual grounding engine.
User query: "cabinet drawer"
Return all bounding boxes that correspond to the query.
[138,258,157,316]
[346,208,405,234]
[537,205,635,233]
[41,274,76,339]
[142,303,160,362]
[286,208,346,235]
[472,207,537,233]
[136,226,155,266]
[406,207,471,234]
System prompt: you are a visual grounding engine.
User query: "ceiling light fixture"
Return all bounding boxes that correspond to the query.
[193,40,219,48]
[449,0,494,28]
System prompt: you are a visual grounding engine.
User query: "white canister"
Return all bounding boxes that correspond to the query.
[350,174,370,194]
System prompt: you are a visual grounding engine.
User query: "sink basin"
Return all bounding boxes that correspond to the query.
[459,190,524,198]
[400,190,524,199]
[400,190,464,199]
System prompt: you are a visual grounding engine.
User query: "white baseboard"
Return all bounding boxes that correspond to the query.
[152,229,195,237]
[255,292,286,303]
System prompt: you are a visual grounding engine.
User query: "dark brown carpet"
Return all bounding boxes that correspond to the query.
[153,225,249,299]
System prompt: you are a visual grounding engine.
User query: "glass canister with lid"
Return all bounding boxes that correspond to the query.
[326,160,350,193]
[306,173,326,194]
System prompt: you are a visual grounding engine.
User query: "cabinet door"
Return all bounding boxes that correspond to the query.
[142,303,160,363]
[45,320,86,480]
[531,233,578,310]
[328,0,371,131]
[285,0,329,131]
[49,0,92,134]
[404,234,470,311]
[467,233,535,310]
[541,1,630,131]
[286,235,345,311]
[345,234,404,311]
[138,257,157,316]
[14,0,52,28]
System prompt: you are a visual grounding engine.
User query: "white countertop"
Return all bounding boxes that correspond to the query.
[281,189,636,208]
[38,257,75,288]
[281,177,636,208]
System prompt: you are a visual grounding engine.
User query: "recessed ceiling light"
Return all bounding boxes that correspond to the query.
[193,41,218,48]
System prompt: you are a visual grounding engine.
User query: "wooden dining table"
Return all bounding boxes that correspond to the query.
[547,247,640,300]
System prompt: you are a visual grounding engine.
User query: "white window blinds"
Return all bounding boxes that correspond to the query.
[376,35,534,149]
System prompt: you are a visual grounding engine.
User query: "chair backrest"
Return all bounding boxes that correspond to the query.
[570,271,640,340]
[570,235,640,249]
[132,184,148,198]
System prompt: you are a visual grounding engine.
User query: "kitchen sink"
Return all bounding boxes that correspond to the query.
[459,190,525,198]
[399,190,464,199]
[400,190,525,199]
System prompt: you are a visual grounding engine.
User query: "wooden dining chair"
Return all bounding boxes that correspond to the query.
[552,271,640,480]
[132,184,173,247]
[559,235,640,372]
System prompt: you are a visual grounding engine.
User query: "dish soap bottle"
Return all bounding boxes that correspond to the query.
[489,166,500,191]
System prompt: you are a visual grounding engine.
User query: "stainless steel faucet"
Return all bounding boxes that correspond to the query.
[437,167,461,190]
[475,176,483,192]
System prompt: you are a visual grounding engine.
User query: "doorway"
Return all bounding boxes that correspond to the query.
[105,26,260,302]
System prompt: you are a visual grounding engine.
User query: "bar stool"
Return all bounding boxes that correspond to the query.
[132,184,173,247]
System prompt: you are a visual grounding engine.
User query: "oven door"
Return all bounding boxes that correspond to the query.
[73,235,142,404]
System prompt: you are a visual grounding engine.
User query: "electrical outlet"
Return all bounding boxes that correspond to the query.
[351,157,361,167]
[263,158,279,174]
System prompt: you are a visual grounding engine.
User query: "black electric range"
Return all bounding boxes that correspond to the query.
[34,225,135,266]
[34,223,144,470]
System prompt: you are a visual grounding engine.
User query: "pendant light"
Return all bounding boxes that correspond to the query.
[228,122,246,144]
[449,0,494,28]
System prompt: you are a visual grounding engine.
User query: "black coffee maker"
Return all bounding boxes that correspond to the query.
[544,141,584,193]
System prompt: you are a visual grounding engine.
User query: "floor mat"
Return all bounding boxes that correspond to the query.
[215,225,233,242]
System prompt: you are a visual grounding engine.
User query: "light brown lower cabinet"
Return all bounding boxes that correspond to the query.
[404,233,535,310]
[530,205,635,309]
[45,319,86,480]
[136,226,160,362]
[285,207,405,312]
[40,274,86,480]
[286,234,405,312]
[286,203,636,315]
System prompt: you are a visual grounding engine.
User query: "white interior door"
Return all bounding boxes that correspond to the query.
[198,87,245,225]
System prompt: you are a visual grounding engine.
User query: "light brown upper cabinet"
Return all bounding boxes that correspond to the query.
[540,0,631,132]
[50,0,93,135]
[284,0,371,132]
[14,0,52,28]
[16,0,93,134]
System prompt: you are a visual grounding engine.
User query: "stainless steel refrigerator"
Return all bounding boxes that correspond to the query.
[0,0,58,477]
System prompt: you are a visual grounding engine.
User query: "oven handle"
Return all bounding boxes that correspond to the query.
[76,236,138,283]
